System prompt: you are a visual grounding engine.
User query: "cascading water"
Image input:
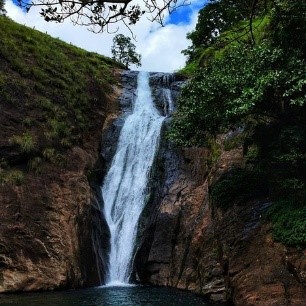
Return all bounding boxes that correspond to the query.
[162,74,175,116]
[101,71,166,285]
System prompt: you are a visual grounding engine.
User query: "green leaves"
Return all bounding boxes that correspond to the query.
[111,34,141,69]
[183,0,269,62]
[267,199,306,246]
[170,41,306,147]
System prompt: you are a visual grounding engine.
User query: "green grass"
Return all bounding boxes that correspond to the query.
[178,62,198,76]
[0,16,123,185]
[10,132,36,153]
[0,169,24,186]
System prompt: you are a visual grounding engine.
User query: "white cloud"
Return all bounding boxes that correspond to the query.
[5,0,200,72]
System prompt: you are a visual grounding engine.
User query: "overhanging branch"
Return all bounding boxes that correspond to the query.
[17,0,191,33]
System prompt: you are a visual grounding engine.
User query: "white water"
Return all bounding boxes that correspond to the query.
[162,74,174,116]
[102,71,165,285]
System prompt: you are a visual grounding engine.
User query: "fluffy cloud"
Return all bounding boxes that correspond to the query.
[5,0,200,72]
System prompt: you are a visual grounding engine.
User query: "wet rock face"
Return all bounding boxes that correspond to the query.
[0,149,104,292]
[101,71,137,167]
[134,138,306,305]
[118,71,138,112]
[149,72,186,116]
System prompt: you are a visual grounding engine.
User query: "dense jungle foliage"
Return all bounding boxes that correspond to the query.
[171,0,306,246]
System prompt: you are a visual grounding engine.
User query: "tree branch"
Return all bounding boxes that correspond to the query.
[17,0,190,33]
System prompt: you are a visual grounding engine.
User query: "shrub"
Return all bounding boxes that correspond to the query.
[11,132,36,153]
[267,199,306,247]
[0,169,24,186]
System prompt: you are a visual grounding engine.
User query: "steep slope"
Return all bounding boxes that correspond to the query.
[0,16,122,292]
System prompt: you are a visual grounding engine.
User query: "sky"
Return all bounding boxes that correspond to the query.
[4,0,204,72]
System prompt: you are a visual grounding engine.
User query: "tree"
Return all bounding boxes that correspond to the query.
[0,0,6,16]
[170,0,306,146]
[111,34,141,68]
[182,0,270,62]
[18,0,190,33]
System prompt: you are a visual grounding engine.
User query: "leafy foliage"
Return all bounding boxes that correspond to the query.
[170,43,306,146]
[111,34,141,69]
[171,0,306,146]
[172,0,306,247]
[267,199,306,246]
[253,124,306,198]
[183,0,270,62]
[269,0,306,56]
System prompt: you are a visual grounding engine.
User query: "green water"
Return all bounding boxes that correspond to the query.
[0,286,219,305]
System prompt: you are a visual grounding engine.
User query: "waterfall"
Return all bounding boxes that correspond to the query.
[162,74,175,116]
[101,71,166,285]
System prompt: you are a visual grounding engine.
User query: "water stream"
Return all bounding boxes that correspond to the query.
[162,74,175,116]
[101,71,170,285]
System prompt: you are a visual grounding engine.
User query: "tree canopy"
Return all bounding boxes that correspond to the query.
[171,0,306,146]
[182,0,270,62]
[18,0,190,33]
[111,34,141,68]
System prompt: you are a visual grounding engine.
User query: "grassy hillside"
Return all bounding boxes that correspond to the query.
[0,16,123,184]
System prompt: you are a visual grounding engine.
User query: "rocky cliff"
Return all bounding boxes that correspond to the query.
[1,44,305,305]
[0,82,122,292]
[0,17,124,291]
[134,130,306,305]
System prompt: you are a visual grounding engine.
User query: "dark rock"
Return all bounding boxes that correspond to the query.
[0,69,123,292]
[134,138,306,305]
[149,72,186,116]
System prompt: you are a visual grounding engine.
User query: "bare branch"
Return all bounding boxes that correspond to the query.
[17,0,191,33]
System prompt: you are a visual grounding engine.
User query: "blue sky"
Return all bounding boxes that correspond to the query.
[167,1,205,25]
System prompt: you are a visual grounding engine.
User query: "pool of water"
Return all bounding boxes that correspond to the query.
[0,286,219,306]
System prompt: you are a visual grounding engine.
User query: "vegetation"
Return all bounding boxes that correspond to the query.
[182,0,270,63]
[267,199,306,246]
[170,0,306,247]
[0,16,122,186]
[0,169,24,186]
[111,34,141,69]
[10,133,36,153]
